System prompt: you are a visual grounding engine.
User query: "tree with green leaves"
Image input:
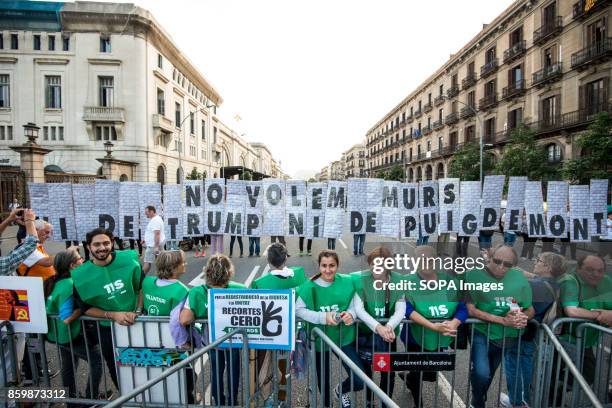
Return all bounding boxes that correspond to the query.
[448,142,493,181]
[494,124,558,181]
[384,164,404,181]
[307,177,316,183]
[239,170,253,181]
[186,167,203,180]
[562,112,612,184]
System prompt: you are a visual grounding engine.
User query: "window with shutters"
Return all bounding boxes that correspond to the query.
[541,95,559,126]
[467,91,476,107]
[586,17,606,46]
[465,125,476,143]
[485,46,496,63]
[157,88,165,115]
[510,26,523,46]
[449,131,458,147]
[543,45,558,67]
[484,117,496,141]
[45,76,61,109]
[99,77,114,107]
[581,78,608,115]
[508,108,523,130]
[546,144,562,163]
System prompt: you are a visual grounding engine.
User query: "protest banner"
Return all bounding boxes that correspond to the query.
[183,180,204,237]
[480,175,504,231]
[323,180,346,239]
[438,178,460,233]
[348,178,381,235]
[118,182,140,240]
[263,179,286,237]
[138,182,162,232]
[72,183,96,242]
[400,183,419,239]
[546,181,569,238]
[306,182,327,239]
[245,180,264,237]
[204,178,226,235]
[285,180,306,236]
[47,183,76,241]
[590,179,609,237]
[419,180,438,238]
[525,181,546,238]
[225,179,246,235]
[459,181,480,237]
[0,277,47,334]
[163,184,183,241]
[569,185,591,242]
[209,288,295,350]
[95,179,120,235]
[504,177,528,231]
[380,180,400,238]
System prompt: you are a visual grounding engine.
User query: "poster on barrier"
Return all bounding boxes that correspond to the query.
[209,288,295,350]
[0,277,47,334]
[113,321,187,405]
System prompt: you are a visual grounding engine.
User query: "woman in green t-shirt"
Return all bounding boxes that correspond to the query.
[296,250,366,408]
[179,254,245,406]
[46,247,103,401]
[142,250,189,317]
[353,246,406,408]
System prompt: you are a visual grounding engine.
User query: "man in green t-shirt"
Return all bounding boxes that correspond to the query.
[71,228,144,391]
[558,254,612,386]
[466,244,534,408]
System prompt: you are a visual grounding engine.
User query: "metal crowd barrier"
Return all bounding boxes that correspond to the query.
[106,328,249,408]
[573,322,612,407]
[14,314,611,407]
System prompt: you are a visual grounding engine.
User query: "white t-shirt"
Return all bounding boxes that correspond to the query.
[144,215,165,247]
[22,246,46,267]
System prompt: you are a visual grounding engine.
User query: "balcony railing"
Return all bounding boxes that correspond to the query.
[480,58,499,78]
[83,106,125,122]
[462,73,477,90]
[479,93,498,110]
[502,80,526,100]
[532,62,563,87]
[533,103,612,134]
[503,40,527,64]
[434,95,446,106]
[571,38,612,70]
[573,0,610,20]
[534,17,563,45]
[445,111,459,125]
[422,125,433,136]
[432,119,444,130]
[447,85,460,98]
[423,102,433,113]
[460,105,476,119]
[414,108,423,118]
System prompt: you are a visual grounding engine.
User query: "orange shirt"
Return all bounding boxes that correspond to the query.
[17,245,56,281]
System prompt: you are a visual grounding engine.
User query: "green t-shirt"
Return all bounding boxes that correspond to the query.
[142,277,189,316]
[465,267,532,340]
[297,273,356,351]
[46,278,81,344]
[405,272,460,350]
[251,266,307,289]
[351,270,404,335]
[559,270,612,347]
[71,250,143,327]
[188,281,246,320]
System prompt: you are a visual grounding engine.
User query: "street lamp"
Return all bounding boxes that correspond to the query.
[441,95,485,184]
[104,141,114,158]
[23,122,40,144]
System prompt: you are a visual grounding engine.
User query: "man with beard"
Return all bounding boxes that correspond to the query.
[71,228,144,393]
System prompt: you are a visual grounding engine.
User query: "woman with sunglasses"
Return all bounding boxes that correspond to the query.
[296,250,366,408]
[465,244,534,408]
[46,247,103,404]
[500,252,565,408]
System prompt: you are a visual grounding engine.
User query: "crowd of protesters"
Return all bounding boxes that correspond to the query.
[0,203,611,408]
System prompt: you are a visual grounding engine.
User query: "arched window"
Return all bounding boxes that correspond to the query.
[119,174,129,182]
[157,165,166,186]
[436,163,444,179]
[546,144,562,163]
[416,167,422,182]
[425,165,433,180]
[407,168,414,182]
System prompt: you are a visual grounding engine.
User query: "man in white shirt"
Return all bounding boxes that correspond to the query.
[142,205,165,274]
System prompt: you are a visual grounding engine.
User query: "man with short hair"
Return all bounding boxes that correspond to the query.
[71,228,144,391]
[465,244,534,408]
[16,219,56,281]
[558,254,612,386]
[142,205,165,274]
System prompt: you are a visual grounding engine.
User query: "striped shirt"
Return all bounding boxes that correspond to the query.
[0,235,39,275]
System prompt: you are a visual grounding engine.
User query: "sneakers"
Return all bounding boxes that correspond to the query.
[307,251,312,256]
[299,251,304,256]
[334,384,352,408]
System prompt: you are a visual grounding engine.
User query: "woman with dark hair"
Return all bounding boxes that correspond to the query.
[296,250,366,408]
[46,247,103,404]
[352,246,406,407]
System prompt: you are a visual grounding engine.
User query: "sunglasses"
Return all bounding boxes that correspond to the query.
[492,258,514,268]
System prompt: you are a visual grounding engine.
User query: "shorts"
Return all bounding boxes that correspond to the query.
[144,246,159,263]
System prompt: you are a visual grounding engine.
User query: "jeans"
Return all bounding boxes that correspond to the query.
[353,234,365,255]
[470,331,504,408]
[299,237,312,253]
[210,234,224,255]
[520,235,536,259]
[55,337,103,401]
[358,334,396,408]
[209,348,241,406]
[315,345,365,407]
[229,236,243,257]
[327,238,336,250]
[504,339,535,406]
[248,237,260,256]
[271,236,286,246]
[504,232,517,246]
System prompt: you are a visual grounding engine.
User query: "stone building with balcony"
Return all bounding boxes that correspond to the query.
[365,0,611,182]
[344,143,366,178]
[0,1,280,183]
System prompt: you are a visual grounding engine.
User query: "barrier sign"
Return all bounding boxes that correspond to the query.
[209,288,295,350]
[373,352,456,372]
[115,347,188,367]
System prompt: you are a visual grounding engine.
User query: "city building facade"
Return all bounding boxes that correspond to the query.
[365,0,610,182]
[344,143,366,178]
[0,1,281,183]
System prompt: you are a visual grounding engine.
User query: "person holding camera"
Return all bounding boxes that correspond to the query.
[0,208,39,275]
